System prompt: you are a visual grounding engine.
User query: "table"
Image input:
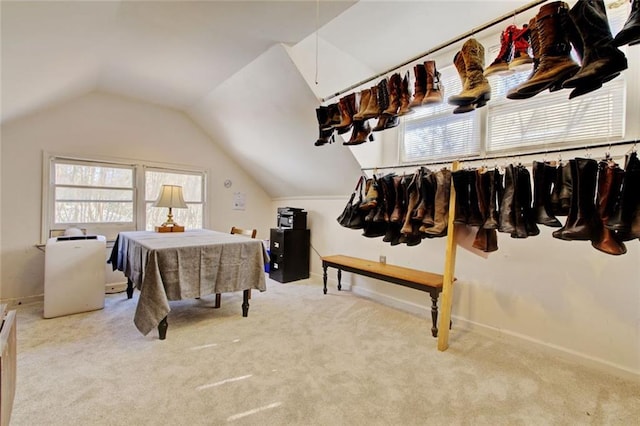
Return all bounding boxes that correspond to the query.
[110,229,268,339]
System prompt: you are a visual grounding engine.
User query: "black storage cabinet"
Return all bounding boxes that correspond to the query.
[269,228,310,283]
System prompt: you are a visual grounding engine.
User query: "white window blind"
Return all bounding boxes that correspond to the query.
[402,64,481,162]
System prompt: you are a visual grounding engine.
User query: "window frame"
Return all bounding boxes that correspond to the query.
[42,152,208,243]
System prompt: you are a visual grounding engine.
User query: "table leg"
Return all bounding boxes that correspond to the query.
[126,278,133,299]
[242,290,250,317]
[322,263,328,294]
[158,316,168,340]
[337,269,342,291]
[430,290,439,338]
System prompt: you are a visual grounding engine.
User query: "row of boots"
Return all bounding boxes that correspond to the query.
[352,168,452,246]
[452,151,640,255]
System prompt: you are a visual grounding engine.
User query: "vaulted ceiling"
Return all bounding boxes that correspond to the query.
[1,0,526,198]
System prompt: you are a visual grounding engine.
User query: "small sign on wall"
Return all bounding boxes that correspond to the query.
[233,192,246,210]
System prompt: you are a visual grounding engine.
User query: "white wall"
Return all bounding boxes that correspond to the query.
[0,91,273,301]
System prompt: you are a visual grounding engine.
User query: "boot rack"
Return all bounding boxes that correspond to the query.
[361,138,638,351]
[321,0,549,103]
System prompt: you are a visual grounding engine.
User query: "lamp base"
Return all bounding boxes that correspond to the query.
[155,224,185,233]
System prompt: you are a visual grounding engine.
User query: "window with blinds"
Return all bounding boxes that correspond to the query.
[402,1,629,163]
[401,64,481,162]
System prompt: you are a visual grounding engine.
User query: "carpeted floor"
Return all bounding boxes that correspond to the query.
[10,277,640,425]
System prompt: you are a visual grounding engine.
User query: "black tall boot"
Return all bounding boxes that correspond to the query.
[421,172,436,228]
[607,152,640,240]
[520,166,540,236]
[467,170,484,226]
[613,0,640,47]
[451,170,470,225]
[533,161,562,227]
[562,0,628,96]
[550,161,572,216]
[591,159,626,255]
[498,165,516,234]
[483,168,501,230]
[553,158,599,241]
[314,107,335,146]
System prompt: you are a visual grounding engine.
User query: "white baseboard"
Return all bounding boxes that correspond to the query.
[309,271,640,382]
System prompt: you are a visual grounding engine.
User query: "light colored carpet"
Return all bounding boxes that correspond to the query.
[10,277,640,425]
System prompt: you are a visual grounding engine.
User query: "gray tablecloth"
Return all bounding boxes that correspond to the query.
[111,229,268,335]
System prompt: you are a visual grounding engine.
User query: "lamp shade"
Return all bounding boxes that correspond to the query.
[153,185,188,209]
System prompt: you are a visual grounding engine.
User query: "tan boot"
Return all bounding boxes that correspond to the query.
[382,73,402,116]
[352,89,371,120]
[423,169,451,237]
[451,51,476,114]
[335,93,356,135]
[397,71,414,116]
[358,86,382,120]
[448,38,491,108]
[422,60,444,105]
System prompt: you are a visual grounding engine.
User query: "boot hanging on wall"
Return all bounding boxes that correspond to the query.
[448,38,491,111]
[553,158,599,241]
[591,158,627,255]
[335,93,356,135]
[451,52,476,114]
[409,64,427,108]
[484,24,516,76]
[383,73,402,116]
[423,169,451,238]
[498,164,516,234]
[314,106,335,146]
[550,160,572,216]
[422,61,444,105]
[452,169,471,224]
[562,0,628,99]
[344,119,374,146]
[606,151,640,240]
[398,71,414,116]
[508,2,580,99]
[373,78,390,132]
[532,161,562,227]
[509,23,534,70]
[613,0,640,47]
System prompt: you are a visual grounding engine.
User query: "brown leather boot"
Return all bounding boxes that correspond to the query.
[448,38,491,108]
[409,64,427,108]
[383,73,402,116]
[401,173,420,235]
[390,176,405,223]
[591,159,626,255]
[512,2,580,96]
[343,119,373,146]
[422,60,444,105]
[336,93,356,135]
[398,71,414,115]
[358,86,382,120]
[423,169,451,237]
[352,89,371,120]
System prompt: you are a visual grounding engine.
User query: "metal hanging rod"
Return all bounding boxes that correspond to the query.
[360,140,639,172]
[321,0,548,103]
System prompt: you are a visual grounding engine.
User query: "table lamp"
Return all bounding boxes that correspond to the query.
[153,185,187,232]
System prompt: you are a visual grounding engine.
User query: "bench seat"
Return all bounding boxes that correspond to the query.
[321,255,451,337]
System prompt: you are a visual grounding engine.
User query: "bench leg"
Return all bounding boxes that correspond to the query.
[214,293,221,308]
[158,316,168,340]
[430,290,439,338]
[242,290,250,317]
[126,278,134,299]
[337,269,342,291]
[323,263,328,294]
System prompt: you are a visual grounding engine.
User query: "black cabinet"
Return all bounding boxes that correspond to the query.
[269,228,310,283]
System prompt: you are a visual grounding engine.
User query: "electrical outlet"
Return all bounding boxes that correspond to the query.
[379,255,386,264]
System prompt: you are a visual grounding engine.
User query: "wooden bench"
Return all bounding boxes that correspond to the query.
[321,255,452,338]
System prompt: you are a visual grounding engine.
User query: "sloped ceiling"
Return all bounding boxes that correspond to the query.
[1,0,530,198]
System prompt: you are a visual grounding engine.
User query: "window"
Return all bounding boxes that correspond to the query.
[44,155,206,242]
[145,169,204,231]
[401,2,629,163]
[401,64,481,163]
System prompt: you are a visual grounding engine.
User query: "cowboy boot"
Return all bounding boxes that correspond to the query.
[452,169,470,224]
[498,165,516,234]
[411,168,427,221]
[510,23,534,70]
[554,158,599,240]
[421,172,437,228]
[451,51,476,114]
[511,3,580,97]
[327,103,341,128]
[343,119,373,146]
[373,80,390,131]
[424,169,451,237]
[336,93,356,135]
[591,159,626,255]
[607,152,640,238]
[484,25,515,76]
[359,86,382,120]
[383,115,400,130]
[562,0,627,98]
[360,178,379,211]
[533,161,562,227]
[398,71,414,116]
[409,64,427,108]
[613,0,640,46]
[422,60,444,105]
[383,73,402,116]
[390,176,405,223]
[352,89,371,120]
[448,38,491,108]
[314,107,335,146]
